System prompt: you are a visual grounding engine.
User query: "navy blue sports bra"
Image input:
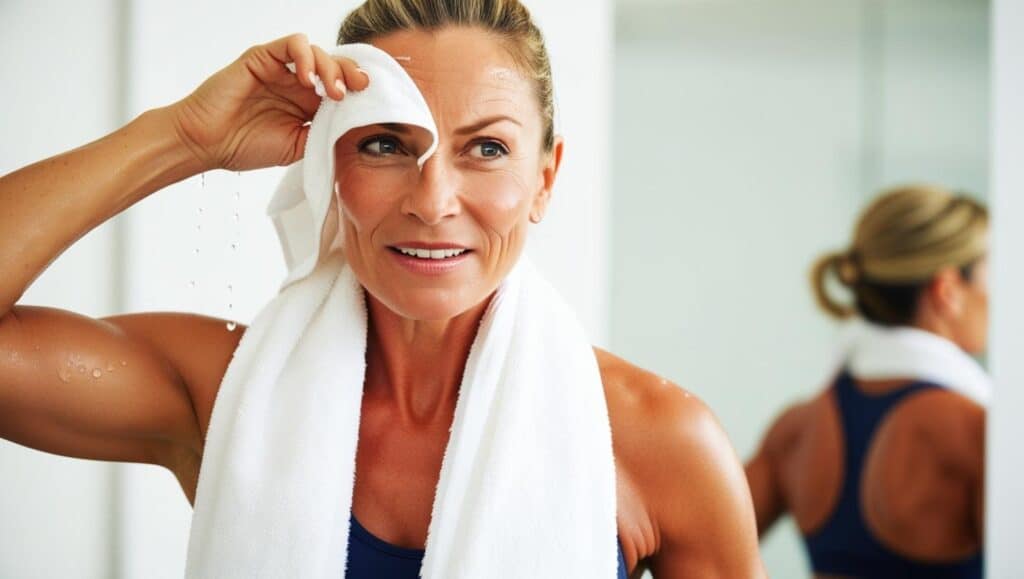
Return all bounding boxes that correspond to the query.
[345,514,629,578]
[802,370,982,578]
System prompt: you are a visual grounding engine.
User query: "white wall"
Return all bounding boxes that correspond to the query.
[611,1,988,577]
[0,2,122,578]
[986,1,1024,576]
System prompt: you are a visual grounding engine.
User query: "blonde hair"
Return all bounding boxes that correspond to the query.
[812,184,989,324]
[337,0,555,151]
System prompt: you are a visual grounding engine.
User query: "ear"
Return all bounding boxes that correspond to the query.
[926,266,968,319]
[530,136,564,223]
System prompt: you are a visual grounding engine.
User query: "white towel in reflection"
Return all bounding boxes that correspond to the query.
[184,43,618,579]
[838,320,992,406]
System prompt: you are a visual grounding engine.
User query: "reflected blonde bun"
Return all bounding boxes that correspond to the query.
[812,184,988,324]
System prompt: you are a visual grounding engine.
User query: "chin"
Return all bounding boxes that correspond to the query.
[372,286,488,322]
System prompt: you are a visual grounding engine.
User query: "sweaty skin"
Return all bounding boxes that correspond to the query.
[0,30,764,578]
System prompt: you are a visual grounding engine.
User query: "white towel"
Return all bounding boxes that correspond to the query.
[837,319,992,406]
[184,43,619,579]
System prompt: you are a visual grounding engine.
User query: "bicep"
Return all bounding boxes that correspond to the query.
[0,306,206,464]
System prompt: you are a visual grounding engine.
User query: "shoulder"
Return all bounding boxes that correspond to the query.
[755,390,825,460]
[594,348,764,577]
[902,386,985,477]
[594,348,715,467]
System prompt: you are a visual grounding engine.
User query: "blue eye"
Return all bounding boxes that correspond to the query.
[361,136,403,156]
[472,140,509,159]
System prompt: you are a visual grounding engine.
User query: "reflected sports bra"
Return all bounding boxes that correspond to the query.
[802,370,982,578]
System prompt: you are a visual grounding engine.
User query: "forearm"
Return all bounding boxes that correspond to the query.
[0,106,203,314]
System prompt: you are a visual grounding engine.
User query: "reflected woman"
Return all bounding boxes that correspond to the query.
[746,185,988,578]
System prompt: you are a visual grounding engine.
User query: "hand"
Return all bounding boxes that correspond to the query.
[170,34,370,172]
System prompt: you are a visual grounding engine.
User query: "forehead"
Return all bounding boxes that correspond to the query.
[369,27,536,123]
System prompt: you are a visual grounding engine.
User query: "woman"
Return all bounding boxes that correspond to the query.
[746,185,988,578]
[0,1,763,577]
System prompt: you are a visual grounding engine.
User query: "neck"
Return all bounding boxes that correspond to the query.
[912,308,959,347]
[363,292,492,425]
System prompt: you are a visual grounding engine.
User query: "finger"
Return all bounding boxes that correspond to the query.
[262,33,316,88]
[282,124,312,166]
[338,57,370,92]
[311,44,346,100]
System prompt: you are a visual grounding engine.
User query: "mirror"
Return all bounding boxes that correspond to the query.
[611,0,989,576]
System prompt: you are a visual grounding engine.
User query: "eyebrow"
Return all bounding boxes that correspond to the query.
[375,123,413,134]
[454,115,522,136]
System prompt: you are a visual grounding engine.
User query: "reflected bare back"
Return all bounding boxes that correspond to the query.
[748,375,984,578]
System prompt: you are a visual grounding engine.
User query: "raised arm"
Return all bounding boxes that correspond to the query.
[0,34,368,473]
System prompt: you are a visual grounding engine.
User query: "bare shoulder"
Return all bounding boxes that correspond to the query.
[902,387,985,475]
[593,348,764,577]
[104,311,246,441]
[593,348,709,464]
[756,388,828,459]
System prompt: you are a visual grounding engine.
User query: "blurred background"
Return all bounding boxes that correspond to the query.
[1,0,1022,577]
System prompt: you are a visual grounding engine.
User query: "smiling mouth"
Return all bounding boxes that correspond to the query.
[389,246,472,260]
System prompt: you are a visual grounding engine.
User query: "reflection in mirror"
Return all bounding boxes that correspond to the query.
[612,0,989,577]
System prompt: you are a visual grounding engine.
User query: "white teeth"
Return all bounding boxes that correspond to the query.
[396,247,467,260]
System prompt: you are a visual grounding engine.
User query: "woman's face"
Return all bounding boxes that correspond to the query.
[953,256,990,355]
[333,27,562,322]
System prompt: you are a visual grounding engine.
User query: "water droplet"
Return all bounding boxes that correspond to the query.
[197,207,203,215]
[232,212,239,221]
[120,360,127,367]
[194,248,200,255]
[91,368,102,379]
[230,243,238,251]
[197,224,202,232]
[227,284,233,292]
[77,365,87,373]
[234,192,240,201]
[188,280,196,289]
[57,368,72,383]
[226,321,237,332]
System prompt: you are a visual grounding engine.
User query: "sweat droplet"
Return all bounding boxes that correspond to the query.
[91,369,102,379]
[57,368,72,383]
[120,360,127,367]
[106,363,114,372]
[226,322,237,332]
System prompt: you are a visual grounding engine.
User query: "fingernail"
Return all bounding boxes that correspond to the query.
[334,79,346,98]
[309,72,326,98]
[306,71,316,86]
[356,68,370,87]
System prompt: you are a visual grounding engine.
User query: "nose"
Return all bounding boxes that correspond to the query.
[401,156,460,226]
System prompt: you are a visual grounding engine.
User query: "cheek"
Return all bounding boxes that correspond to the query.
[336,165,413,233]
[462,167,536,236]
